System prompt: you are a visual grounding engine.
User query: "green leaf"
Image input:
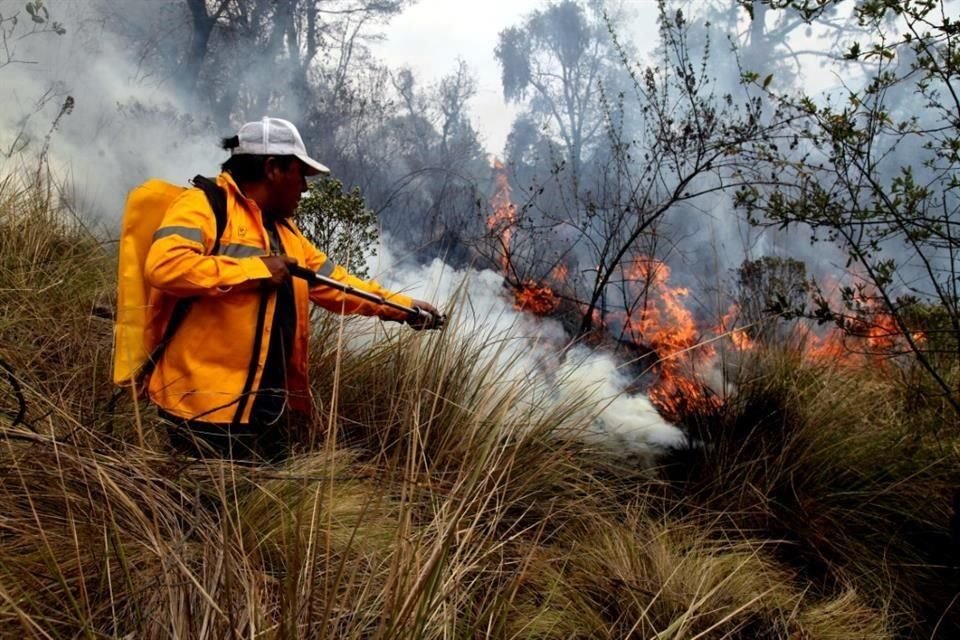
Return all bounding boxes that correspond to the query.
[844,42,861,60]
[762,74,773,89]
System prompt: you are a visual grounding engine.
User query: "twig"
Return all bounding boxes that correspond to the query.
[0,357,27,427]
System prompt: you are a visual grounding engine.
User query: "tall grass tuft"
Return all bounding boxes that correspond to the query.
[0,172,114,433]
[666,347,960,638]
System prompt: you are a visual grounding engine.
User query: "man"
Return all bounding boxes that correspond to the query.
[145,116,441,459]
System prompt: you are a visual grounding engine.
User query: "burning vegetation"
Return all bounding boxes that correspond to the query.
[513,280,560,315]
[486,159,518,273]
[485,161,935,423]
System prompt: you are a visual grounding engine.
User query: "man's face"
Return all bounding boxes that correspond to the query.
[265,158,308,218]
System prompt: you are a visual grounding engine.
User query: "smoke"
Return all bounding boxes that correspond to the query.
[0,1,221,222]
[367,241,686,455]
[557,347,687,450]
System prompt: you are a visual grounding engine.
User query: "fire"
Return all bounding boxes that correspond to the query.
[485,164,733,417]
[483,162,929,422]
[488,161,563,316]
[730,329,754,350]
[864,312,900,351]
[718,304,755,351]
[515,281,560,315]
[550,263,569,284]
[648,374,721,420]
[619,257,721,418]
[487,160,517,271]
[622,259,697,348]
[797,324,849,362]
[796,283,927,365]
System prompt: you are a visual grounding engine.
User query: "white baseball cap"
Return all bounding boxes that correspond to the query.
[233,116,330,176]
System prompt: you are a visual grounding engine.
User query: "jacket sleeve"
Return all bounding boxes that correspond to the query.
[297,231,414,321]
[145,189,271,297]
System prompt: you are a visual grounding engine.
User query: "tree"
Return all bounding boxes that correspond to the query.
[495,0,629,180]
[104,0,411,127]
[351,62,488,255]
[735,0,960,417]
[144,2,490,259]
[735,256,810,344]
[0,0,65,70]
[97,0,492,260]
[297,177,378,278]
[484,2,782,344]
[0,1,68,159]
[683,0,863,87]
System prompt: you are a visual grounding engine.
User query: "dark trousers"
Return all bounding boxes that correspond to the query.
[160,409,291,462]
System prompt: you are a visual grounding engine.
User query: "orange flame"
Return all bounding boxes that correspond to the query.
[488,160,517,271]
[515,280,560,315]
[718,304,755,351]
[797,324,849,362]
[798,281,926,365]
[620,257,721,417]
[485,163,929,421]
[550,263,569,284]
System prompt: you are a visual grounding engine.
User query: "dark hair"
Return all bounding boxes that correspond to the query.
[219,136,297,183]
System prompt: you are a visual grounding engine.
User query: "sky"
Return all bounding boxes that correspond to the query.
[369,0,662,154]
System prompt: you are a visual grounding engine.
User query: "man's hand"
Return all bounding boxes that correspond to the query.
[260,255,298,286]
[406,299,445,331]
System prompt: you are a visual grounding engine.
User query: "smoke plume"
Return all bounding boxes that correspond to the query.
[370,242,687,455]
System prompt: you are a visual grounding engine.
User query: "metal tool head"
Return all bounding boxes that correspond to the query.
[409,307,446,331]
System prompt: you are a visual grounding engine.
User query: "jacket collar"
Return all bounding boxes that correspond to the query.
[217,171,244,201]
[217,171,264,216]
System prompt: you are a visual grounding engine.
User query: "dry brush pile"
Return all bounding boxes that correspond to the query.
[0,173,957,638]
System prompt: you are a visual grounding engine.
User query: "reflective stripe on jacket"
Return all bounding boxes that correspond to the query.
[144,172,413,424]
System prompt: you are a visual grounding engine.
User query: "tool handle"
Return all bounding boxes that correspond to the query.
[289,264,442,328]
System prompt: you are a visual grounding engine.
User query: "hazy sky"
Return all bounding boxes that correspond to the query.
[370,0,662,155]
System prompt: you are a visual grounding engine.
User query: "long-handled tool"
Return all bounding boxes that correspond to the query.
[289,264,444,330]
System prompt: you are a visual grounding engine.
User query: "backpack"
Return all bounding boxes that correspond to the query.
[112,175,227,386]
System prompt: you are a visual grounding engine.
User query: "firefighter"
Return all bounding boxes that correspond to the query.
[144,117,441,460]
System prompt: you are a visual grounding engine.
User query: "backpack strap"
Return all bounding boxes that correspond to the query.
[137,177,229,384]
[191,175,228,253]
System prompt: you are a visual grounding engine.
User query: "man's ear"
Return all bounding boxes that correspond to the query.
[263,156,281,181]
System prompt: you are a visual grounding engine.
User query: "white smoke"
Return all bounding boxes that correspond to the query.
[366,241,687,455]
[557,347,687,450]
[0,1,222,223]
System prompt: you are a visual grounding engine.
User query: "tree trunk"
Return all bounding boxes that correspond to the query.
[184,0,217,97]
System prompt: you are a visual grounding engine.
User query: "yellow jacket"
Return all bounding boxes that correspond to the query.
[144,172,412,424]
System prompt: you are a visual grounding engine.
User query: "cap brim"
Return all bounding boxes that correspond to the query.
[297,154,330,176]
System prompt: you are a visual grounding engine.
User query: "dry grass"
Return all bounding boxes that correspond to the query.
[0,171,956,638]
[666,348,960,638]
